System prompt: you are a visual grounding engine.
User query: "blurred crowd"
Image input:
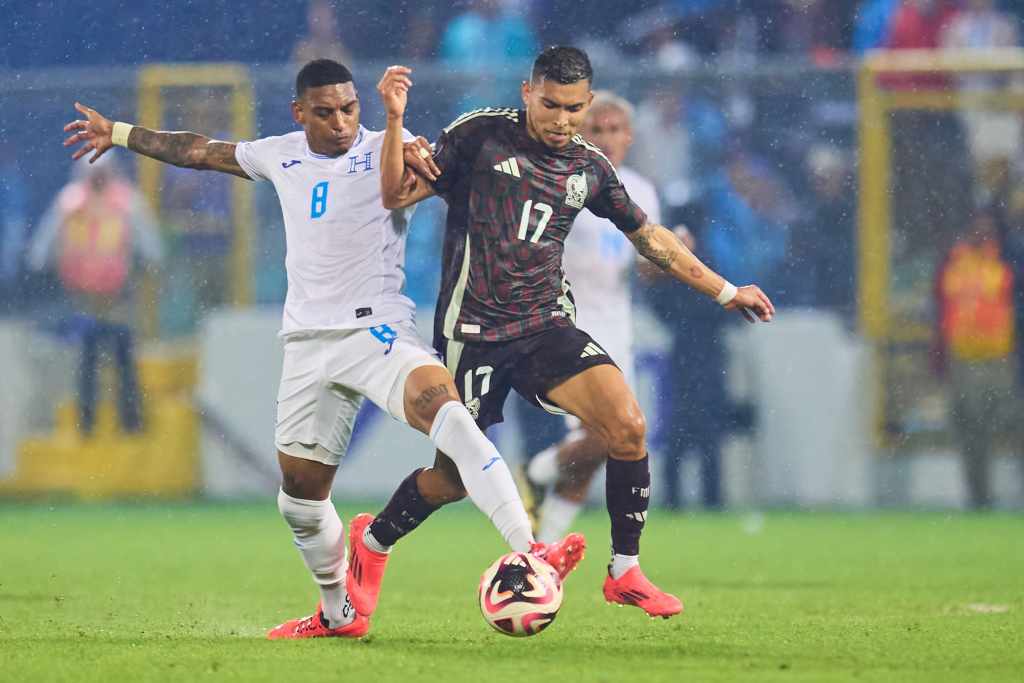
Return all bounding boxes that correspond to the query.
[6,1,1024,67]
[3,0,1024,506]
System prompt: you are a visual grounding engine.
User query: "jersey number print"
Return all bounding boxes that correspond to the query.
[516,200,553,243]
[310,181,329,219]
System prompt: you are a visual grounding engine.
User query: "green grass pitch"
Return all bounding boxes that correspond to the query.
[1,502,1021,682]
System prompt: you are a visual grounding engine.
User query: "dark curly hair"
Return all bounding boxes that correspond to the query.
[296,59,353,98]
[530,46,593,86]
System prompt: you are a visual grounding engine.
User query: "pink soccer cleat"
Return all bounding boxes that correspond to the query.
[530,532,586,581]
[266,602,369,640]
[346,513,391,616]
[603,565,683,618]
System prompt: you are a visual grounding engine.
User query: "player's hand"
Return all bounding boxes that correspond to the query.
[377,65,412,119]
[726,284,775,323]
[403,136,440,182]
[399,167,420,194]
[63,102,114,163]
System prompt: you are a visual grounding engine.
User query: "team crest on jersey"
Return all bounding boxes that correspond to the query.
[465,397,481,419]
[565,172,588,209]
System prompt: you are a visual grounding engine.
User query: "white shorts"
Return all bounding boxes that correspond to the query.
[275,320,444,466]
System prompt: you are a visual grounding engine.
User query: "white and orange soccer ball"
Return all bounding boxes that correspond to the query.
[478,551,563,637]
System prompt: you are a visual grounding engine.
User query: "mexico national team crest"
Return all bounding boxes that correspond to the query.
[565,171,588,209]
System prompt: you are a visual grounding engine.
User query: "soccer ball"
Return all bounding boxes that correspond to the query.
[478,551,563,637]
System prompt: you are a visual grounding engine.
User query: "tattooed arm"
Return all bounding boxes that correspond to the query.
[627,222,776,322]
[63,102,250,179]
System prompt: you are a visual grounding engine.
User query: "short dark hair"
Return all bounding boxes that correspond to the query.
[295,59,353,98]
[530,46,593,86]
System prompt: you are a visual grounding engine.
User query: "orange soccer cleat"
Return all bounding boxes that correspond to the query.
[346,513,391,617]
[530,532,586,581]
[266,602,370,640]
[603,565,683,618]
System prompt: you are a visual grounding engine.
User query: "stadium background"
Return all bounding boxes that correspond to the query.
[2,2,1023,681]
[2,1,1024,506]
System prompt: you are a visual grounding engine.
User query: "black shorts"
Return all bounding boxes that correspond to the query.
[436,326,618,430]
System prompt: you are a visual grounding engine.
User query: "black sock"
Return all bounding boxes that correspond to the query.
[368,468,439,547]
[606,455,650,556]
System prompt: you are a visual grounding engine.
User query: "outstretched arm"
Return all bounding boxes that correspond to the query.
[377,66,438,209]
[63,102,250,179]
[627,222,775,322]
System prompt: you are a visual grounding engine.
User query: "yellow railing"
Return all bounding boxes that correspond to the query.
[136,63,255,337]
[857,48,1024,446]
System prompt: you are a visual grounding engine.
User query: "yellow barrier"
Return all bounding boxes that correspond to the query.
[136,63,255,338]
[857,49,1024,447]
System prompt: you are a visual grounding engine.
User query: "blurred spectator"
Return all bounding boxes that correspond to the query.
[882,0,960,90]
[161,94,233,334]
[646,23,700,71]
[942,0,1018,54]
[935,209,1016,508]
[645,223,733,510]
[440,0,540,113]
[880,0,973,251]
[630,88,729,212]
[773,0,855,60]
[440,0,538,66]
[853,0,900,53]
[788,144,857,316]
[27,155,162,436]
[0,143,28,314]
[403,7,442,61]
[630,85,695,208]
[941,0,1021,161]
[291,0,352,66]
[704,146,793,295]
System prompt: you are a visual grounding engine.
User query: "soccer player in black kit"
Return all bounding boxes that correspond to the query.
[347,47,775,619]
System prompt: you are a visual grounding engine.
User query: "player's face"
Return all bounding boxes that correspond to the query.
[522,78,593,150]
[581,106,632,167]
[292,82,360,157]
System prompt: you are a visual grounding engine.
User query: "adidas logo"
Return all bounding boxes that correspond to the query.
[493,158,521,178]
[580,342,606,358]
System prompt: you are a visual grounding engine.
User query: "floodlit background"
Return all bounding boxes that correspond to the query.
[3,3,1024,682]
[1,0,1024,510]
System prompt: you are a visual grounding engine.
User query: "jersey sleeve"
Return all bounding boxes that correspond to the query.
[585,156,648,234]
[430,113,481,197]
[234,137,276,181]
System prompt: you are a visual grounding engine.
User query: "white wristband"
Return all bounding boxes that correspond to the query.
[111,122,134,148]
[716,281,738,306]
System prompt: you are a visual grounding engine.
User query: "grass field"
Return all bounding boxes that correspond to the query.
[1,502,1021,682]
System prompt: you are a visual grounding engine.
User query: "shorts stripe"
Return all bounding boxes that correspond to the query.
[445,338,465,378]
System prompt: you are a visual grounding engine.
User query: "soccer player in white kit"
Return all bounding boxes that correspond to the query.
[523,91,662,543]
[62,59,582,640]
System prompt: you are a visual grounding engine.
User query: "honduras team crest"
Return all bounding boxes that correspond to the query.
[565,172,588,209]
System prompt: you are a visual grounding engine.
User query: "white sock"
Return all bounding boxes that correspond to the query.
[527,445,560,487]
[609,553,640,580]
[363,527,392,554]
[536,493,582,544]
[429,401,534,552]
[277,489,354,627]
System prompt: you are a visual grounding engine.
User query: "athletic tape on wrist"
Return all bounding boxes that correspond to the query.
[111,122,134,148]
[716,281,738,306]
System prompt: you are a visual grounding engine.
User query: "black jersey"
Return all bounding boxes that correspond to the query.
[430,108,648,343]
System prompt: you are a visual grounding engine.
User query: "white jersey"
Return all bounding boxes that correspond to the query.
[235,126,416,336]
[563,166,661,343]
